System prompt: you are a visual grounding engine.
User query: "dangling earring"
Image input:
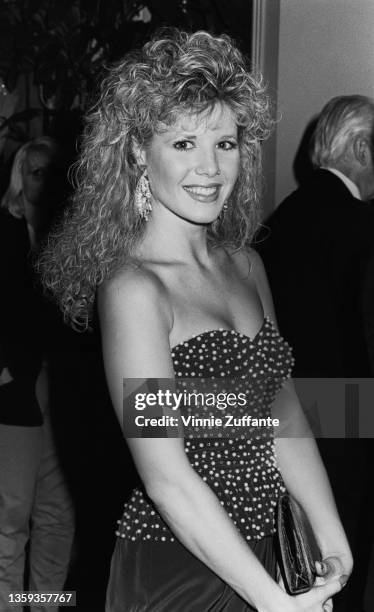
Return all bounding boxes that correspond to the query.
[218,201,229,223]
[135,169,152,220]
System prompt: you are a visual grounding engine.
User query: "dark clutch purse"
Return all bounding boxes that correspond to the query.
[276,493,322,595]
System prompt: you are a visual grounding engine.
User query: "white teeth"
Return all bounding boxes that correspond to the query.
[184,186,218,195]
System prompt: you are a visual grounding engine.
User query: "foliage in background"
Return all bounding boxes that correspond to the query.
[0,0,251,151]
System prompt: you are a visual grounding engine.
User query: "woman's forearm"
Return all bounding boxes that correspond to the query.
[147,467,290,612]
[275,435,352,568]
[273,382,353,576]
[274,383,351,561]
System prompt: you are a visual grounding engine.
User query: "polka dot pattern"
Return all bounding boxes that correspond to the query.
[116,317,294,543]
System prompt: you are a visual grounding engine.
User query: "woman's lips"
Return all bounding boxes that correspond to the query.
[183,184,221,203]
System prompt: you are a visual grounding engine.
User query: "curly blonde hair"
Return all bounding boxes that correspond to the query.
[39,29,272,330]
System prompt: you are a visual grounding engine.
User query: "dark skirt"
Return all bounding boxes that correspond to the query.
[105,534,277,611]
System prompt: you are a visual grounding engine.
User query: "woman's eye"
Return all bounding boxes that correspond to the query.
[173,140,194,151]
[217,140,238,151]
[31,169,46,178]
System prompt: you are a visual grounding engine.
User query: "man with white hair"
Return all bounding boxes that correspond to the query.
[312,95,374,200]
[257,95,374,612]
[258,95,374,377]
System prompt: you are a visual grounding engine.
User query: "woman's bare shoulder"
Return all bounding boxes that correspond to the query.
[98,263,173,330]
[100,262,164,294]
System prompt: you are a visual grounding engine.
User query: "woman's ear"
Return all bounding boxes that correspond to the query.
[132,139,147,166]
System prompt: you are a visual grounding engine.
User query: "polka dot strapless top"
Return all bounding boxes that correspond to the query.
[116,317,294,543]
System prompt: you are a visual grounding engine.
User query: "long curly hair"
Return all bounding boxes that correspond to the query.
[39,29,272,330]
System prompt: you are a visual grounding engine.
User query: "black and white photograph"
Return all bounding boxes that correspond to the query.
[0,1,374,611]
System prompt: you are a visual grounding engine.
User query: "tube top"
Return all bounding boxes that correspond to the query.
[116,317,294,543]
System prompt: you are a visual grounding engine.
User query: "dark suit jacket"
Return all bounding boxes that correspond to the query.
[0,210,43,425]
[256,169,374,377]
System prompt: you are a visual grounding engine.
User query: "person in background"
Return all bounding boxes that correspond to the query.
[257,95,374,378]
[257,95,374,612]
[40,31,351,612]
[0,137,74,612]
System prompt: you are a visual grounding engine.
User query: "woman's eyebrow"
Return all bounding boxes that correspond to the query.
[165,131,238,140]
[170,128,197,136]
[162,132,197,142]
[177,133,197,139]
[219,134,238,139]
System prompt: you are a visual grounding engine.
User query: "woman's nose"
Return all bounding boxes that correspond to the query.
[195,148,220,177]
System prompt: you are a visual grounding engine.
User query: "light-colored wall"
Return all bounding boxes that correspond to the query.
[274,0,374,208]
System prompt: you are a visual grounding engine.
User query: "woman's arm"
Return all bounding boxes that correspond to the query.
[251,249,353,579]
[274,384,353,578]
[98,266,343,612]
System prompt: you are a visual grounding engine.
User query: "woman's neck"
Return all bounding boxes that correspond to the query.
[138,205,213,266]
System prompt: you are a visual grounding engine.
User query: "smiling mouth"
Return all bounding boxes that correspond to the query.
[183,184,221,202]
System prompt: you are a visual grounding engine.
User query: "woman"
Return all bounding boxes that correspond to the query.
[1,137,60,247]
[0,138,74,611]
[40,31,352,611]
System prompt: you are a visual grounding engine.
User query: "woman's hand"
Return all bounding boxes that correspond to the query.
[0,366,13,385]
[276,562,347,612]
[282,576,344,612]
[315,556,350,585]
[277,554,349,592]
[312,555,350,611]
